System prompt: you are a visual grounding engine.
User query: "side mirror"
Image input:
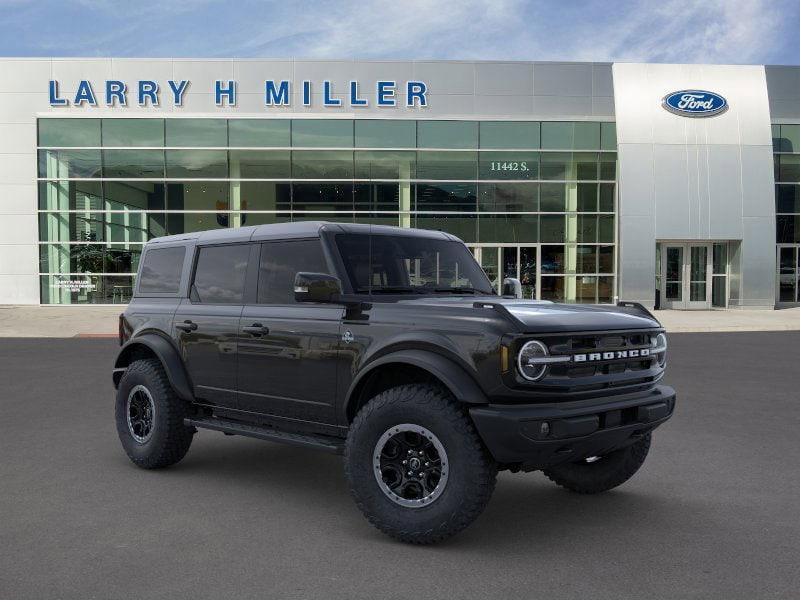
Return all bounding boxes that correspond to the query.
[294,272,342,303]
[502,277,523,299]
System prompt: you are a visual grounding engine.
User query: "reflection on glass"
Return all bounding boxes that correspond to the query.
[415,183,477,212]
[665,247,683,301]
[103,119,164,147]
[229,120,290,147]
[776,185,800,213]
[416,151,477,180]
[239,181,291,211]
[355,120,416,148]
[480,122,540,149]
[778,154,800,183]
[478,214,538,243]
[413,214,477,242]
[540,276,564,301]
[103,150,165,178]
[502,247,518,280]
[479,247,499,290]
[292,150,353,178]
[479,183,538,212]
[292,183,354,211]
[166,150,228,178]
[541,245,564,274]
[229,150,290,179]
[39,119,101,147]
[354,151,415,179]
[39,243,143,274]
[577,183,598,212]
[417,121,478,149]
[38,149,102,178]
[104,182,165,211]
[520,247,536,299]
[39,181,103,211]
[577,245,597,273]
[540,153,571,180]
[354,183,401,212]
[166,119,227,147]
[292,120,353,147]
[540,215,566,243]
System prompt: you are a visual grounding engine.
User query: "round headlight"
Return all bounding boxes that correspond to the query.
[517,340,550,381]
[652,332,668,367]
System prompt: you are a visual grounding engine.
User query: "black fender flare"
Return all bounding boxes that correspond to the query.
[344,349,487,419]
[113,333,194,401]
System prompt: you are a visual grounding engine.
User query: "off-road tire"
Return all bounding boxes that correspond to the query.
[345,383,497,544]
[543,434,652,494]
[115,358,194,469]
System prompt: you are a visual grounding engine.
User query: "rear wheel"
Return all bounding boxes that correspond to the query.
[115,358,194,469]
[543,434,651,494]
[345,383,497,544]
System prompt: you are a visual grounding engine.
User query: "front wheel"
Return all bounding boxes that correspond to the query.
[543,434,652,494]
[345,384,497,545]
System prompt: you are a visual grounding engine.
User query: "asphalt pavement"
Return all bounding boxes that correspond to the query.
[1,333,799,599]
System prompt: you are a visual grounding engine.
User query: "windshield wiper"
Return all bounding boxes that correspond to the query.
[355,286,424,295]
[433,286,485,294]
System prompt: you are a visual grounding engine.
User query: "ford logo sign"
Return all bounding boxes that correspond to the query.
[662,90,728,117]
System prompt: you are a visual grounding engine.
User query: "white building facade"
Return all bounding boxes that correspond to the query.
[0,58,798,308]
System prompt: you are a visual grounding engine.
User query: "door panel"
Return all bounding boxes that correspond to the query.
[235,239,343,425]
[778,246,799,303]
[662,246,684,308]
[174,300,242,407]
[237,305,343,423]
[686,244,711,309]
[173,242,251,407]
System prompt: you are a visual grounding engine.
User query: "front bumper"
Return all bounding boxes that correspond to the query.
[469,385,676,470]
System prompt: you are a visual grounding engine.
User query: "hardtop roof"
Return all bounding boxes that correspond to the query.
[146,221,460,245]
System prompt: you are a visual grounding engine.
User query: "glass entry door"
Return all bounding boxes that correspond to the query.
[777,245,799,304]
[660,243,712,309]
[473,245,539,299]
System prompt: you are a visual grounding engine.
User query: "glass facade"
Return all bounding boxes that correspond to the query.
[37,118,617,304]
[773,124,800,303]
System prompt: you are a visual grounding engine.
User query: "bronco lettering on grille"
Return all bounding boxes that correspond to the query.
[573,348,651,362]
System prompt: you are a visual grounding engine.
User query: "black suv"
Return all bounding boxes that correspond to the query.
[114,222,675,544]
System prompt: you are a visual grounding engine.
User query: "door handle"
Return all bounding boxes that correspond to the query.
[175,320,198,332]
[242,323,269,336]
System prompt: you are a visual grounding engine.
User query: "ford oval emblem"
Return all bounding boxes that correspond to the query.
[662,90,728,117]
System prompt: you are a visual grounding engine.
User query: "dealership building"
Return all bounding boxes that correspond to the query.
[0,58,798,309]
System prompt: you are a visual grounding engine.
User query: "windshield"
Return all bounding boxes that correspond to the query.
[335,232,494,295]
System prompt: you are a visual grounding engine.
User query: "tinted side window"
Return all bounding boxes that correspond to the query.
[138,246,185,294]
[258,240,328,304]
[192,244,250,304]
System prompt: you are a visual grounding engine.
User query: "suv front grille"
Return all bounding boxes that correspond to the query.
[521,330,665,396]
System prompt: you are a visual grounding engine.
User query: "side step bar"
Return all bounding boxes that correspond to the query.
[185,417,345,455]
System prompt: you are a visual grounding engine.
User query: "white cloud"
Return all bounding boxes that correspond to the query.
[0,0,796,64]
[228,0,794,64]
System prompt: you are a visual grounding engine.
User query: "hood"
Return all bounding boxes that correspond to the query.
[396,296,661,333]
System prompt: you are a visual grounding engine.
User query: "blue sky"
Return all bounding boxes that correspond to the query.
[1,0,798,65]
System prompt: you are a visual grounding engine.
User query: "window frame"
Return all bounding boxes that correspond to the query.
[188,241,255,305]
[252,237,332,306]
[135,244,187,297]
